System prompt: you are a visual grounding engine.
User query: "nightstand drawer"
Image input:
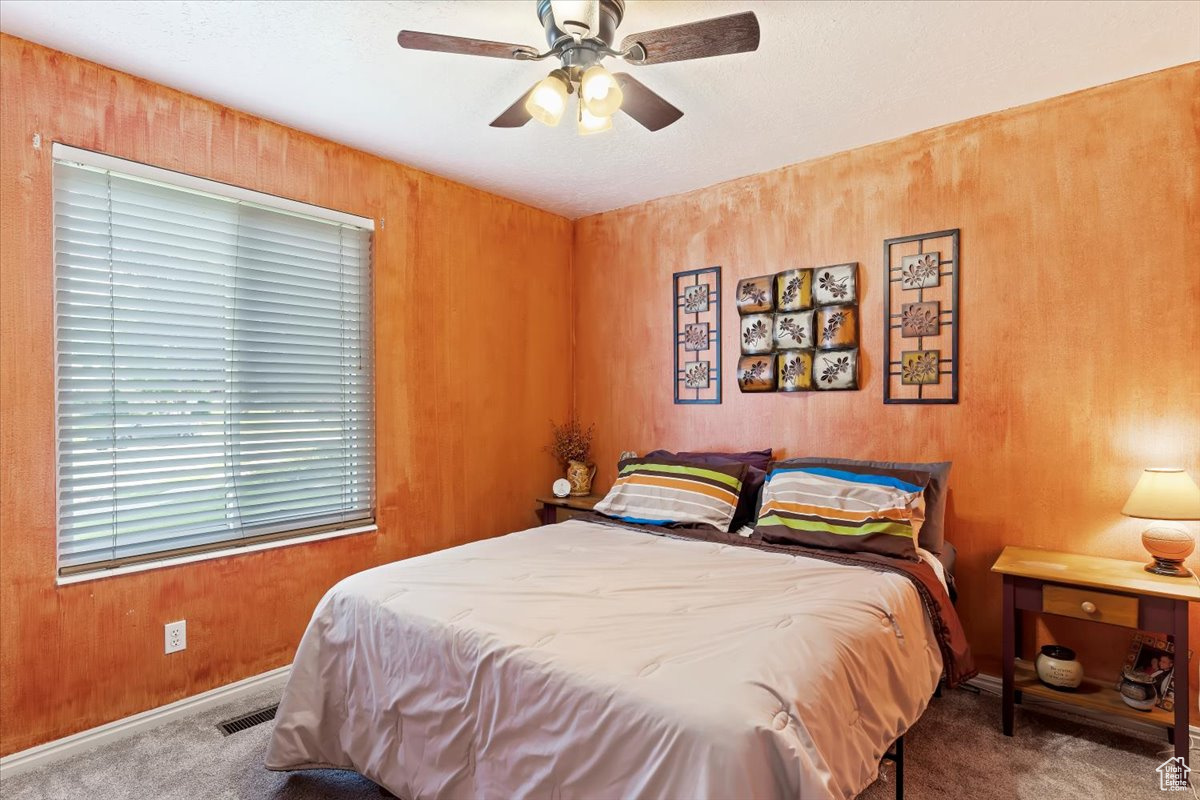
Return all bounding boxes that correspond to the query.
[1043,584,1138,627]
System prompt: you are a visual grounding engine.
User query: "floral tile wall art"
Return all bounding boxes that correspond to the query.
[816,305,857,349]
[815,350,858,390]
[683,322,710,351]
[884,229,960,403]
[735,275,774,315]
[740,314,774,354]
[674,266,722,404]
[813,263,858,305]
[775,269,811,312]
[737,354,777,392]
[777,350,814,392]
[774,310,814,349]
[683,361,712,389]
[735,263,860,393]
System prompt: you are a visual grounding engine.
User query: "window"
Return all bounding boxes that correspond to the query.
[53,144,374,577]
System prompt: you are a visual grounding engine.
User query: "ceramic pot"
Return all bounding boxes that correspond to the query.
[1118,668,1158,711]
[1142,524,1196,576]
[1035,645,1083,691]
[566,460,596,497]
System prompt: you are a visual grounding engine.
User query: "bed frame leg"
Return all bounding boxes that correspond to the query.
[881,734,904,800]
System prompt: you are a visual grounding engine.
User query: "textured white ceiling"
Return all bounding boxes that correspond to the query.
[2,0,1197,218]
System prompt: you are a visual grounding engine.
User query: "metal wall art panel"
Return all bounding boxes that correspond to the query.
[673,266,722,404]
[735,263,860,393]
[883,229,960,404]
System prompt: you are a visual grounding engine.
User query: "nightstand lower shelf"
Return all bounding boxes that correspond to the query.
[1013,659,1174,727]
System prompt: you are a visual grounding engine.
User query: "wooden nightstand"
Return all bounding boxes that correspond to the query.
[992,546,1200,763]
[536,495,600,525]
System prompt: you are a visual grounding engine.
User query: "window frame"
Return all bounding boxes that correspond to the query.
[51,143,378,583]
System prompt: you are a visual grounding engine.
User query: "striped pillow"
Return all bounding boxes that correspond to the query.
[594,457,747,532]
[756,465,929,559]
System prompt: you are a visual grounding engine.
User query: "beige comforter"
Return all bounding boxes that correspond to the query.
[265,519,943,799]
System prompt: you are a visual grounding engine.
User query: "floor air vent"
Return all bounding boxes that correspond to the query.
[217,704,278,736]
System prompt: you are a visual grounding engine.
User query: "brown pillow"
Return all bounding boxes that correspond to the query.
[775,457,952,554]
[674,449,773,471]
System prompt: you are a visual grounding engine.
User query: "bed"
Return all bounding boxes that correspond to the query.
[265,517,971,799]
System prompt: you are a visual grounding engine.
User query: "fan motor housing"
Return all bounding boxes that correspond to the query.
[536,0,625,50]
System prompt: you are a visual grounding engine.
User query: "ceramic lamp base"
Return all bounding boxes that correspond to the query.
[1141,524,1195,578]
[1145,557,1193,578]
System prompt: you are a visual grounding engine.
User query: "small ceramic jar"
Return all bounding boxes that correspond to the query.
[1119,668,1158,711]
[1035,645,1083,691]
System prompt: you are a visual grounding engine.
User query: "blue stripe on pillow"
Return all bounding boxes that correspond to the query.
[770,466,924,494]
[616,515,678,525]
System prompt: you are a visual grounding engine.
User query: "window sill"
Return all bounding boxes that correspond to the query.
[55,524,378,586]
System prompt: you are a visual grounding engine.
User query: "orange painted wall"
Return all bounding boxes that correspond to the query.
[2,30,1197,756]
[573,64,1200,709]
[0,35,572,755]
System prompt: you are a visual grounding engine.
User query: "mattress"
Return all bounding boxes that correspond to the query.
[266,519,944,799]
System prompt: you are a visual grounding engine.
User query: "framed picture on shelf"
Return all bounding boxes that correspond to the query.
[1117,631,1188,711]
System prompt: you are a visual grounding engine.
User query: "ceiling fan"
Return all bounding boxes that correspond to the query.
[397,0,760,134]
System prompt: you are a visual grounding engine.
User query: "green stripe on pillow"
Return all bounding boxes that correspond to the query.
[755,514,915,539]
[617,462,744,491]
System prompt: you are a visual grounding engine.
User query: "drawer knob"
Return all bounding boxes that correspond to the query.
[1081,601,1097,614]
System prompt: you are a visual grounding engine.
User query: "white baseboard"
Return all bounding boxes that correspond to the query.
[966,671,1200,740]
[0,665,291,780]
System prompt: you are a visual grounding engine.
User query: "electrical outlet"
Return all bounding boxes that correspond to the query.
[164,620,186,654]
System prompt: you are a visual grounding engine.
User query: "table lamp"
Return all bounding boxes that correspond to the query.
[1121,468,1200,577]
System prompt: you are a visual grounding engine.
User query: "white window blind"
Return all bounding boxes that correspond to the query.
[53,144,375,576]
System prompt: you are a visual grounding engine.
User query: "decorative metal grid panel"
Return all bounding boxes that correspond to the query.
[673,266,722,404]
[883,229,960,404]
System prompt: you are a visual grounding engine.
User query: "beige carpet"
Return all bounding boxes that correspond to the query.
[0,686,1179,799]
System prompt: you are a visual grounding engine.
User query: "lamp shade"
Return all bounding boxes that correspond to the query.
[525,71,570,127]
[580,65,623,117]
[577,105,612,135]
[1121,468,1200,520]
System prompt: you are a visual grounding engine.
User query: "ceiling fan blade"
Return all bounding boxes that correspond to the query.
[397,30,538,60]
[619,11,760,66]
[490,85,537,128]
[613,73,683,132]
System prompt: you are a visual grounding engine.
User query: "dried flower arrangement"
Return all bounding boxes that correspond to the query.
[547,419,595,467]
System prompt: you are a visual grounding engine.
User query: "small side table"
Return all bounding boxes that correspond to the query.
[992,546,1200,764]
[536,495,600,525]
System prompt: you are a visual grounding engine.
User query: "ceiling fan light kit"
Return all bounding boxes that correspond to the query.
[526,69,571,126]
[578,105,612,135]
[397,0,760,135]
[580,65,623,117]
